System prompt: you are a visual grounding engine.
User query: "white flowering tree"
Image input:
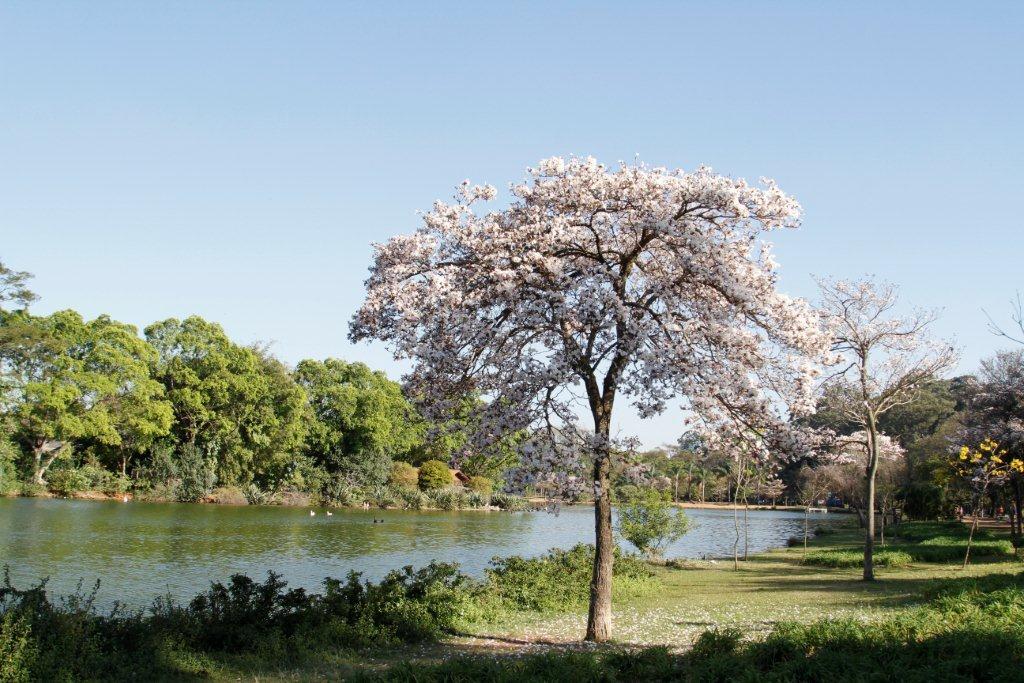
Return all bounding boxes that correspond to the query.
[350,157,829,641]
[818,279,957,580]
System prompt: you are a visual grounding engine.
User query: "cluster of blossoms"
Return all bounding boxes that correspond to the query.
[827,430,906,466]
[350,156,833,497]
[954,438,1024,485]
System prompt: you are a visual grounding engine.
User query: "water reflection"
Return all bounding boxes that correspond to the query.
[0,498,836,608]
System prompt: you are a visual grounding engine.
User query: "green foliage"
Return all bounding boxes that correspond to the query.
[295,359,420,486]
[902,481,946,520]
[484,544,654,613]
[417,460,452,491]
[7,311,172,483]
[616,488,692,558]
[0,433,21,494]
[0,612,35,683]
[803,548,913,569]
[395,487,430,510]
[388,461,418,490]
[427,487,470,510]
[318,473,366,507]
[174,444,217,503]
[44,468,90,497]
[490,492,528,511]
[466,475,493,494]
[145,317,307,488]
[0,561,479,681]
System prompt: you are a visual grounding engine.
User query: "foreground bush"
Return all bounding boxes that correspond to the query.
[0,561,478,681]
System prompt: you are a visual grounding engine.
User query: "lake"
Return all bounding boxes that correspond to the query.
[0,498,836,609]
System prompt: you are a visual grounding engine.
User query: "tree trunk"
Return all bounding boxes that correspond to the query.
[32,439,65,485]
[585,416,613,643]
[733,500,740,570]
[863,419,879,581]
[963,503,980,569]
[743,502,749,561]
[804,509,809,551]
[1011,477,1023,552]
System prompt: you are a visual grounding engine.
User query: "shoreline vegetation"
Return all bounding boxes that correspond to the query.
[2,518,1021,681]
[0,485,843,514]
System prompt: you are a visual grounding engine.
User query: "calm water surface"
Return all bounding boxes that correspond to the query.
[0,498,835,608]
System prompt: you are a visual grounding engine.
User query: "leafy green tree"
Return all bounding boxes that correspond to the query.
[0,260,38,312]
[878,379,957,449]
[616,488,691,559]
[7,311,172,484]
[295,358,422,486]
[145,317,307,487]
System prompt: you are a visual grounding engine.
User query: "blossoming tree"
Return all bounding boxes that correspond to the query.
[350,157,829,641]
[817,279,957,580]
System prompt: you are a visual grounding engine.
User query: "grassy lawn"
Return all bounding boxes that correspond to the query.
[202,522,1022,680]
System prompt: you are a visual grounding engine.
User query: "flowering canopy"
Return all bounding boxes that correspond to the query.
[351,157,829,491]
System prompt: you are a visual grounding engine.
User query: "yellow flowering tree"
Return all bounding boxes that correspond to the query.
[953,439,1024,567]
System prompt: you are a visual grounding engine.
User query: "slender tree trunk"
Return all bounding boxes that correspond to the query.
[585,414,613,643]
[1011,477,1023,552]
[733,500,740,570]
[963,499,981,569]
[743,502,749,561]
[804,508,809,551]
[880,504,886,547]
[863,418,879,581]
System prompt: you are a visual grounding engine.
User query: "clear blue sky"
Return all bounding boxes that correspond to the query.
[3,2,1022,447]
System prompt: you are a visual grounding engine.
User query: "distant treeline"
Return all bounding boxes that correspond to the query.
[0,261,523,504]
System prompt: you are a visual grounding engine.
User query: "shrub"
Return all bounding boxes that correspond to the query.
[366,485,399,509]
[466,476,493,495]
[175,445,217,503]
[484,544,654,612]
[45,468,90,497]
[490,492,529,511]
[395,487,430,510]
[428,487,468,511]
[616,488,692,559]
[319,474,365,507]
[417,460,452,491]
[802,548,913,569]
[243,484,273,505]
[0,612,35,682]
[389,461,419,490]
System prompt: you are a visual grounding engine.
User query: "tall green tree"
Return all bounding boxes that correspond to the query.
[145,317,306,487]
[294,358,420,486]
[6,311,172,483]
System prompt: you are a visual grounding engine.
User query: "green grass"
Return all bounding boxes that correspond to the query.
[803,548,913,569]
[356,572,1024,682]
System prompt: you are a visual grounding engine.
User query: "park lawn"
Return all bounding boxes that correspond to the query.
[202,523,1023,681]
